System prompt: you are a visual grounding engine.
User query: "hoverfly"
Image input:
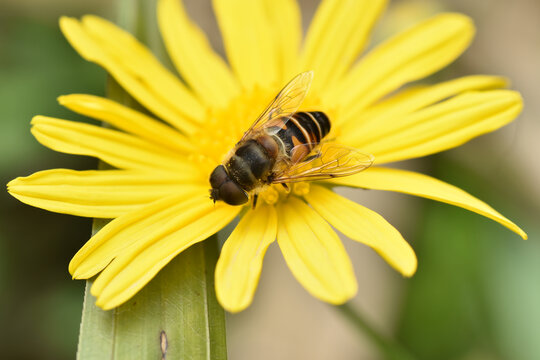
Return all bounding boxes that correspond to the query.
[209,71,373,207]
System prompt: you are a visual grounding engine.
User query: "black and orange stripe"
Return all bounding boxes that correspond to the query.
[273,111,330,161]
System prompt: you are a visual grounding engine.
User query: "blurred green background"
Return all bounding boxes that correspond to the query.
[0,0,538,359]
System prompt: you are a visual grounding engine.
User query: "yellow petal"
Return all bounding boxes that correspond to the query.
[157,0,241,108]
[215,204,277,313]
[340,75,508,142]
[263,0,302,82]
[359,90,523,164]
[90,200,241,310]
[213,0,278,90]
[59,16,202,135]
[329,13,475,125]
[7,169,197,218]
[277,196,357,304]
[31,116,196,173]
[306,185,416,276]
[58,94,194,153]
[330,167,527,239]
[69,189,211,279]
[301,0,387,93]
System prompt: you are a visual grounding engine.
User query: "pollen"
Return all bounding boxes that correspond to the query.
[293,182,310,196]
[260,186,279,205]
[189,87,277,167]
[259,182,309,206]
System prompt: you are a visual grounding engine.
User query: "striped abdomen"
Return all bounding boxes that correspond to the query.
[273,111,331,162]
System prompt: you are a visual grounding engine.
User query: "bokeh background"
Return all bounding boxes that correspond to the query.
[1,0,539,359]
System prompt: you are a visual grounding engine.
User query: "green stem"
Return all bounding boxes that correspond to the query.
[78,234,227,360]
[76,0,227,358]
[335,303,416,360]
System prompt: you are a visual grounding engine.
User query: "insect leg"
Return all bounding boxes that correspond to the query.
[252,194,259,209]
[303,152,322,162]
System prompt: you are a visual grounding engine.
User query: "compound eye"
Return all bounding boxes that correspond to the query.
[219,181,249,205]
[209,165,229,188]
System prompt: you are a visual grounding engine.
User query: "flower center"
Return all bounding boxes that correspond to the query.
[258,182,311,206]
[189,87,275,174]
[189,84,324,206]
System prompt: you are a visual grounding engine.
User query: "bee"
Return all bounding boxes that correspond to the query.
[209,71,373,206]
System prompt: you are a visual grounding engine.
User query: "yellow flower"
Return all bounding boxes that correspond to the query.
[7,0,526,313]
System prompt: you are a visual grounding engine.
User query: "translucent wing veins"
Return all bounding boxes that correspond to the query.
[240,71,313,142]
[271,143,374,183]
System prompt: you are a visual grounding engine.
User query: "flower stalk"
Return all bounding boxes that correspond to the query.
[78,231,227,360]
[76,1,227,358]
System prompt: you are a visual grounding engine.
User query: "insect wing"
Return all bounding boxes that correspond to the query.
[272,143,374,183]
[240,71,313,142]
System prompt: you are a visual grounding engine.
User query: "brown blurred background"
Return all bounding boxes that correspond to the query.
[1,0,538,359]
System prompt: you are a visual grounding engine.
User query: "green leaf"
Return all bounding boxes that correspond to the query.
[76,1,228,359]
